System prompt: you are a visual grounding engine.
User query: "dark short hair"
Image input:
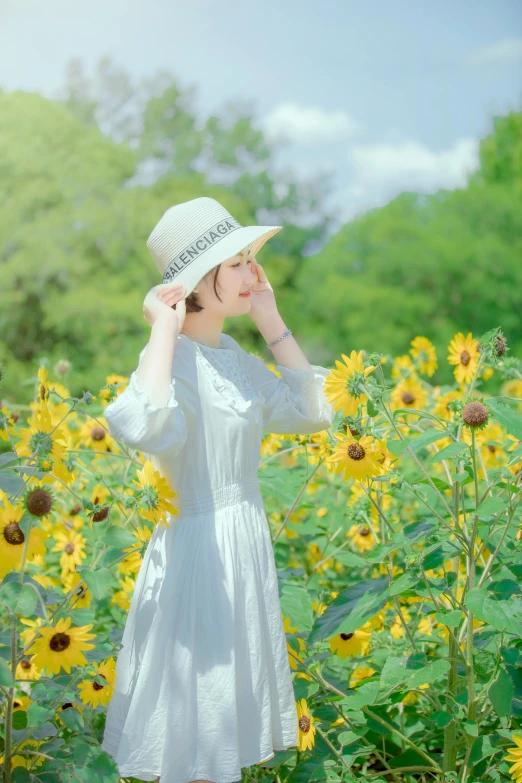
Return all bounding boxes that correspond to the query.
[174,246,250,313]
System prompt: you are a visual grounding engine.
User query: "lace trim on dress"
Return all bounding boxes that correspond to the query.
[194,338,265,414]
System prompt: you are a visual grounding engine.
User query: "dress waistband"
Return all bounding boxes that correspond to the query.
[174,478,262,517]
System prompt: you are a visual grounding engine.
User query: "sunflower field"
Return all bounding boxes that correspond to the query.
[1,325,522,783]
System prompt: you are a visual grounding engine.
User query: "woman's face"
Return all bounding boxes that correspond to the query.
[197,247,258,312]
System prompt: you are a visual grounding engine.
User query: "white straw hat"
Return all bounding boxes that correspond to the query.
[146,196,283,298]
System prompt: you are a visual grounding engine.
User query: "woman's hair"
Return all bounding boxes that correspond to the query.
[177,245,251,313]
[183,264,223,313]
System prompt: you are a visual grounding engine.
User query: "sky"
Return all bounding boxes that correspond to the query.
[1,0,521,229]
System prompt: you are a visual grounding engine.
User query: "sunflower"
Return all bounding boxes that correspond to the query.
[349,664,377,688]
[391,354,415,380]
[326,432,383,481]
[114,525,153,578]
[26,615,96,676]
[132,459,180,527]
[296,699,316,751]
[112,574,136,611]
[329,622,372,658]
[390,607,412,639]
[409,336,438,377]
[0,401,16,443]
[504,734,522,783]
[503,380,522,411]
[78,658,116,708]
[51,530,87,576]
[0,497,47,577]
[447,332,480,384]
[61,570,91,609]
[462,421,506,470]
[283,616,306,673]
[15,654,41,681]
[16,400,69,472]
[432,389,462,421]
[347,523,377,552]
[390,376,428,411]
[323,350,376,417]
[0,739,44,772]
[79,417,114,454]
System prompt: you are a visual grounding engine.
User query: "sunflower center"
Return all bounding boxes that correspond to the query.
[402,391,415,405]
[21,659,31,670]
[65,542,75,554]
[359,527,370,536]
[4,522,25,546]
[91,426,106,441]
[27,488,53,517]
[340,632,354,640]
[93,681,104,691]
[50,632,71,653]
[460,350,470,366]
[347,443,365,461]
[299,715,311,732]
[462,401,488,427]
[487,445,495,453]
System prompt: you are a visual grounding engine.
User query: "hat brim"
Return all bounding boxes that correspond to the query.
[162,223,283,297]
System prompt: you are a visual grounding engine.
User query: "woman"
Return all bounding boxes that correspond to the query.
[100,197,336,783]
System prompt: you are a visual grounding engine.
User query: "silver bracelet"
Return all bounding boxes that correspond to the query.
[266,328,292,349]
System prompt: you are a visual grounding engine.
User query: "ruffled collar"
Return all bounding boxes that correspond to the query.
[187,334,265,415]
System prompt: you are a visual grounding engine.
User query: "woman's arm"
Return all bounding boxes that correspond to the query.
[136,313,179,407]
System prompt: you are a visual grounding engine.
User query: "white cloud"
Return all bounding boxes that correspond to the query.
[261,102,363,146]
[333,137,481,222]
[467,37,522,65]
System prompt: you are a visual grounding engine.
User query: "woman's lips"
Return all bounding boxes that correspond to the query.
[239,291,251,297]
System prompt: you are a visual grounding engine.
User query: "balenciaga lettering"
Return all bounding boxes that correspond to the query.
[162,217,242,283]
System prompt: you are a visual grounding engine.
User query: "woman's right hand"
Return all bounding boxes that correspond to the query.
[143,282,187,333]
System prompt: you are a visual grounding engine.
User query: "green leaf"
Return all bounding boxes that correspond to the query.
[80,567,113,601]
[403,517,438,541]
[434,610,463,627]
[409,429,449,451]
[488,667,513,717]
[280,583,314,632]
[309,577,389,643]
[387,438,411,456]
[431,710,453,728]
[463,720,479,737]
[390,571,420,596]
[405,659,450,689]
[341,681,381,709]
[0,581,38,616]
[0,657,14,688]
[27,702,56,727]
[476,496,508,519]
[362,541,400,563]
[429,441,469,463]
[487,397,522,441]
[104,525,138,550]
[465,588,522,635]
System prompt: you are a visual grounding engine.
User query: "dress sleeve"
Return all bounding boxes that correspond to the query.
[242,351,336,435]
[103,346,189,456]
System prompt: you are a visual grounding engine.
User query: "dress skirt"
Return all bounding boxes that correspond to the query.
[101,478,299,783]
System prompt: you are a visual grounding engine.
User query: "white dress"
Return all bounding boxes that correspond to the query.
[100,331,335,783]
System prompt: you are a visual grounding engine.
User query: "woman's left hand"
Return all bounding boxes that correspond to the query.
[247,259,279,324]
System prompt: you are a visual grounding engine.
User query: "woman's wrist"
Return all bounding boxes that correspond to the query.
[255,312,288,346]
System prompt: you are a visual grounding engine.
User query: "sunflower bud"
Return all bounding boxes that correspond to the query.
[462,401,488,428]
[26,488,53,516]
[495,335,506,358]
